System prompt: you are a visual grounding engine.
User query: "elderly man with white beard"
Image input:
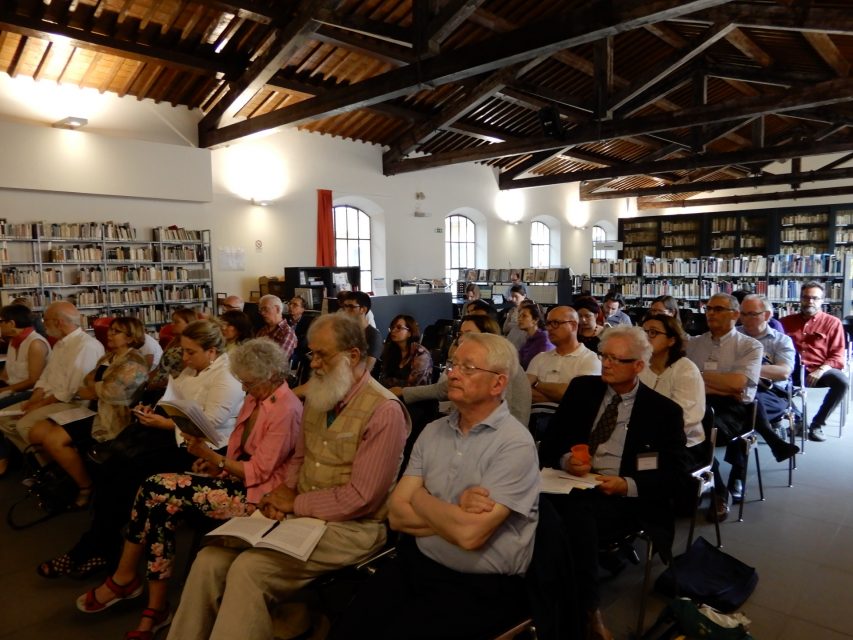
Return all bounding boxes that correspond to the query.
[166,313,411,640]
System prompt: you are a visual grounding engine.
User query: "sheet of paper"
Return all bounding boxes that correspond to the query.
[539,467,600,495]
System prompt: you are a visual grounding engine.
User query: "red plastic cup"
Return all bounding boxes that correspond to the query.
[571,444,591,464]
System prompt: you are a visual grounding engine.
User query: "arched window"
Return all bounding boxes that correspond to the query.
[592,225,616,260]
[445,214,476,287]
[334,205,372,291]
[530,221,551,267]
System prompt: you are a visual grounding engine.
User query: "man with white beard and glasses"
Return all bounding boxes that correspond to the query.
[166,313,411,640]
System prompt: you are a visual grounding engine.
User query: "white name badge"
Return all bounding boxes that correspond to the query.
[637,452,658,471]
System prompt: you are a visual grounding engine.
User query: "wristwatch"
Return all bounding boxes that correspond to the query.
[531,380,540,389]
[217,457,226,470]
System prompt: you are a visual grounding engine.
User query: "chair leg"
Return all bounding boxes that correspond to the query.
[753,441,764,501]
[635,538,655,639]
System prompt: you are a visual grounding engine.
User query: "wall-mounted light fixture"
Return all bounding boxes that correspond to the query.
[251,198,271,207]
[494,190,525,224]
[52,116,88,130]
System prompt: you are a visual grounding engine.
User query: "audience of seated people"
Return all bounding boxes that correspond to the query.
[27,317,149,510]
[516,301,554,370]
[328,333,539,640]
[573,295,605,354]
[502,284,531,349]
[639,313,706,456]
[76,338,302,640]
[338,290,384,373]
[256,294,298,362]
[286,295,312,382]
[527,305,601,409]
[37,319,244,579]
[781,281,849,442]
[0,301,105,492]
[165,312,410,640]
[686,293,798,522]
[392,314,531,428]
[603,292,633,326]
[737,295,798,433]
[0,303,51,475]
[219,310,254,352]
[539,325,689,640]
[146,307,196,397]
[7,286,848,640]
[378,314,433,390]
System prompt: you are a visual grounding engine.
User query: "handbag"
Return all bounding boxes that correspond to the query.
[655,536,758,613]
[644,598,754,640]
[87,421,175,465]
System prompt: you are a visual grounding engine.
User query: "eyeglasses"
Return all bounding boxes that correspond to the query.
[705,305,734,314]
[801,295,823,301]
[740,311,765,318]
[546,319,576,329]
[598,352,637,365]
[643,328,666,339]
[341,304,361,311]
[446,359,502,376]
[306,349,343,363]
[389,324,410,332]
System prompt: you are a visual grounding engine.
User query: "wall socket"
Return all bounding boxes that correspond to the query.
[434,227,443,233]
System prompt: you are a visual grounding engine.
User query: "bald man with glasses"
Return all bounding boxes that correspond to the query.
[687,293,798,521]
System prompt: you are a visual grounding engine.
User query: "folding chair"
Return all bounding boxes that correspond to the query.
[686,407,721,551]
[734,402,764,522]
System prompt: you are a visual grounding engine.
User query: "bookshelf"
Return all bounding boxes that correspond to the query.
[0,220,212,329]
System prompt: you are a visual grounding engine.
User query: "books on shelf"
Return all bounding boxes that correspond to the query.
[206,511,327,561]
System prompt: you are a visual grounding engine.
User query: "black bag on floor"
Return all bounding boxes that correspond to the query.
[654,536,758,613]
[6,445,79,530]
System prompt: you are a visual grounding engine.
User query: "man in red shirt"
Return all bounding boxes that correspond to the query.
[780,282,848,442]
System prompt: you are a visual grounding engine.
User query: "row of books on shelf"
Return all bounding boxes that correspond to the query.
[463,268,560,283]
[593,254,845,277]
[0,221,205,242]
[781,213,829,226]
[781,228,828,242]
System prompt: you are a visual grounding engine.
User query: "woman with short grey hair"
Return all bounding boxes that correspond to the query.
[230,337,290,385]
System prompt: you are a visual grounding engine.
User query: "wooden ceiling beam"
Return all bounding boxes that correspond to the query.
[500,138,853,189]
[681,4,853,36]
[638,185,853,209]
[199,0,335,132]
[609,22,734,113]
[724,27,773,67]
[314,13,413,47]
[803,32,849,78]
[201,0,733,147]
[582,165,853,199]
[384,62,529,164]
[704,62,832,87]
[594,36,614,118]
[0,5,241,76]
[311,24,416,65]
[388,77,853,175]
[427,0,487,50]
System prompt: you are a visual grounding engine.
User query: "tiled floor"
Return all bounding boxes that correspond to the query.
[1,388,850,640]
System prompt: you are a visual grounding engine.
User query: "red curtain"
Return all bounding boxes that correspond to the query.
[316,189,335,266]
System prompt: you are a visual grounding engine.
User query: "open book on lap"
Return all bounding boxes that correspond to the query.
[158,378,226,448]
[206,511,327,562]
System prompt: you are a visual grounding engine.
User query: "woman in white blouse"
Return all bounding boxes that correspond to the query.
[638,313,705,451]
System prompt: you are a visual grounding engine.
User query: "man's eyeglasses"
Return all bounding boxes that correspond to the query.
[740,311,765,318]
[598,352,637,365]
[705,305,735,314]
[446,360,502,376]
[306,350,343,364]
[801,295,823,301]
[341,304,361,311]
[546,319,576,329]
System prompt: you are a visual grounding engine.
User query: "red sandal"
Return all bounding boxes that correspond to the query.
[76,575,143,613]
[124,606,172,640]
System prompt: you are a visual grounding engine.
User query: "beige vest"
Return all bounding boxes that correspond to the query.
[299,377,410,522]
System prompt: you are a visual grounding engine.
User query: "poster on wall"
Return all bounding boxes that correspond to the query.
[218,247,246,271]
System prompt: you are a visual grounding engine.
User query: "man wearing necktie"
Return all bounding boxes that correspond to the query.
[539,325,688,640]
